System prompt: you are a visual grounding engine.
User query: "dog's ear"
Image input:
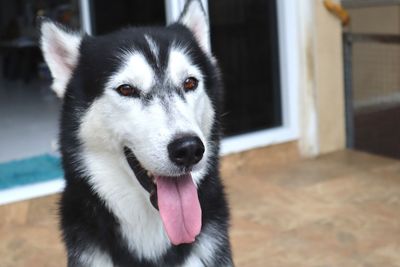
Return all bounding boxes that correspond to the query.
[40,20,82,98]
[178,0,211,54]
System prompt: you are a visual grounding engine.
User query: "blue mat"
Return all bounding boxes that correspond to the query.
[0,154,63,190]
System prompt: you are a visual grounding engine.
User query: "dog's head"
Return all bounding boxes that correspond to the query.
[41,0,221,245]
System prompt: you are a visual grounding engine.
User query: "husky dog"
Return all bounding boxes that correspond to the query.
[40,0,233,266]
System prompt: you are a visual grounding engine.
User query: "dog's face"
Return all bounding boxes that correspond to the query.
[41,0,221,245]
[100,40,214,176]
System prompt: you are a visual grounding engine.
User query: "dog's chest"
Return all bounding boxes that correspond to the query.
[116,208,219,266]
[120,211,170,259]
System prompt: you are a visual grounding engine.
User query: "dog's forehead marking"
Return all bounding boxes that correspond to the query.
[144,35,159,64]
[167,46,203,86]
[107,51,155,93]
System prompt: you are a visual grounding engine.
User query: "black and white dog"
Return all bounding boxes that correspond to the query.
[40,0,233,266]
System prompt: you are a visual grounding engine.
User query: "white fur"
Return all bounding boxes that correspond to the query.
[145,35,160,62]
[168,47,215,136]
[40,22,82,98]
[107,51,155,94]
[167,46,203,85]
[78,247,113,267]
[179,0,211,54]
[182,256,204,267]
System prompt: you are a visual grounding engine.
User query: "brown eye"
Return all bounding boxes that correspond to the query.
[116,84,140,97]
[183,77,198,92]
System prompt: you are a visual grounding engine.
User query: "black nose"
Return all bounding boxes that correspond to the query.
[168,135,205,168]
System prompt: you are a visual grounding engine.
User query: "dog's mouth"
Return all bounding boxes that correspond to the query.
[123,147,158,208]
[123,147,202,245]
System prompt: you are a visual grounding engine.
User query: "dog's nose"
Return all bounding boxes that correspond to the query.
[168,135,205,168]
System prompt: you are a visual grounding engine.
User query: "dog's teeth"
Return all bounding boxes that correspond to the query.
[147,171,152,177]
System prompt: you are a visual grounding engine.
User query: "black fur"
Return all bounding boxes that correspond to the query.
[54,5,232,267]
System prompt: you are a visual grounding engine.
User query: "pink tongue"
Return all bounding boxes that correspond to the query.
[156,174,202,245]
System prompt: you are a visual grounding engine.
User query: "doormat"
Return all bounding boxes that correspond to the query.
[0,154,63,190]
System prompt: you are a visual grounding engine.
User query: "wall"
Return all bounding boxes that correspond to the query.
[315,0,346,153]
[298,0,346,156]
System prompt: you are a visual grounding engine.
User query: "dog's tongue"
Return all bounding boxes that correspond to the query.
[156,174,201,245]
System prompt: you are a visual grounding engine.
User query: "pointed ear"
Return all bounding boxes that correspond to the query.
[178,0,211,54]
[40,20,82,98]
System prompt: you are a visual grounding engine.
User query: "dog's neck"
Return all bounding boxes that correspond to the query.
[78,147,172,261]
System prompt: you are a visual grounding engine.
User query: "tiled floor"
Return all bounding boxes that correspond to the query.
[2,143,400,267]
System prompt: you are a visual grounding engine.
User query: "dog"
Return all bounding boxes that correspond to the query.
[40,0,233,266]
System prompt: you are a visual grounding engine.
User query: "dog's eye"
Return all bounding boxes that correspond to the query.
[116,84,140,98]
[183,77,198,92]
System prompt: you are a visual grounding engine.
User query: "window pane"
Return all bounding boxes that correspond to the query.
[92,0,166,35]
[208,0,282,136]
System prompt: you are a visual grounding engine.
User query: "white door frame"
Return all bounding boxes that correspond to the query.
[166,0,300,155]
[79,0,92,35]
